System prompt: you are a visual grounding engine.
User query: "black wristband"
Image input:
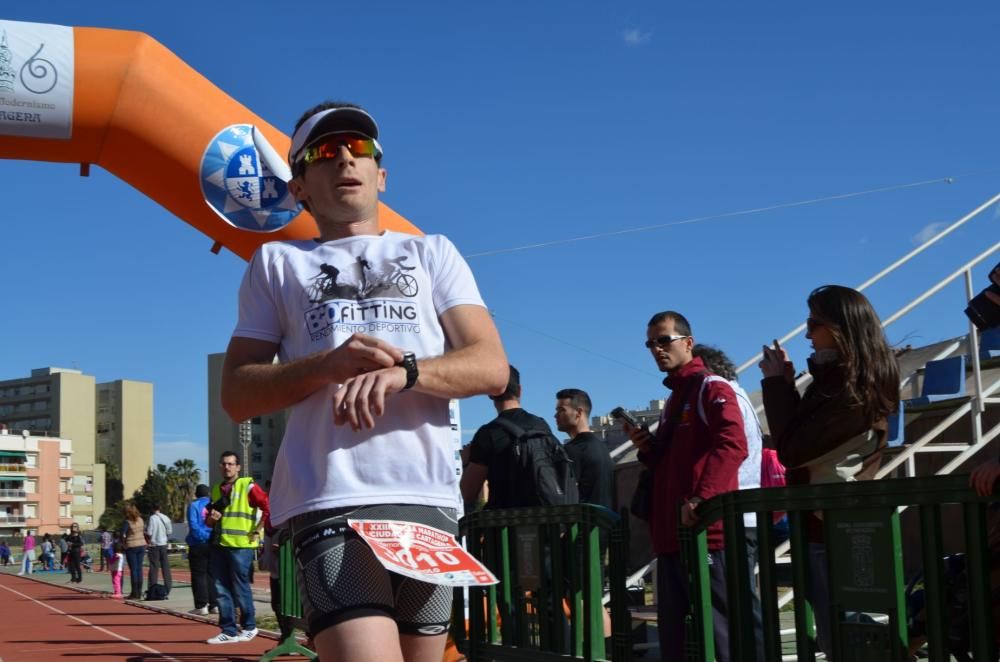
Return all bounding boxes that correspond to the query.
[400,352,418,390]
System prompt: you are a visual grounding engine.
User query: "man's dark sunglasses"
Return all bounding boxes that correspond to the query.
[644,334,690,349]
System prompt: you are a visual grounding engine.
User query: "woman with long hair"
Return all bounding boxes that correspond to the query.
[759,284,899,658]
[65,523,84,583]
[121,503,146,599]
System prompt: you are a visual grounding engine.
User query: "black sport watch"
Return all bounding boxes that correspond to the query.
[399,352,418,390]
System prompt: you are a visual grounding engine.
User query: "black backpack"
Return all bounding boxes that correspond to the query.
[145,583,168,600]
[491,418,580,508]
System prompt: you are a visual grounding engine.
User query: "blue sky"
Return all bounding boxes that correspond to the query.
[2,3,998,479]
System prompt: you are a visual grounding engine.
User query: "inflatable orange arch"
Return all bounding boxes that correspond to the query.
[0,21,420,261]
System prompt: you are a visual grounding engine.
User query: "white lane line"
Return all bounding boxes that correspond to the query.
[0,582,181,661]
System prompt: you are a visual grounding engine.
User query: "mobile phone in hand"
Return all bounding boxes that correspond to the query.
[610,406,640,429]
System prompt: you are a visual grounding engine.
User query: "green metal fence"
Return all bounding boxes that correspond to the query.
[260,534,317,662]
[680,475,998,661]
[452,504,632,661]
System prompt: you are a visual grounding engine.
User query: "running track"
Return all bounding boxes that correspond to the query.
[0,573,278,661]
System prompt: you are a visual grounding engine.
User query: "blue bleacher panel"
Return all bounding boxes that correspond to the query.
[886,400,905,447]
[903,355,967,408]
[980,327,1000,360]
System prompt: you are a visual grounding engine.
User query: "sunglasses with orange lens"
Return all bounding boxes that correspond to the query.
[300,134,382,167]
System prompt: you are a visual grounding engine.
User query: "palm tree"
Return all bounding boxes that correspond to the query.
[172,458,200,507]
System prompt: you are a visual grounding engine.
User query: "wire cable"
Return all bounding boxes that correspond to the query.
[490,312,659,378]
[464,174,965,259]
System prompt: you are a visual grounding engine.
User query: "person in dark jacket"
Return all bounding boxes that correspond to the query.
[461,365,554,510]
[553,388,613,510]
[66,523,84,583]
[759,284,899,659]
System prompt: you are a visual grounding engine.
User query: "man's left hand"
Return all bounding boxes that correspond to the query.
[681,497,704,527]
[332,366,407,431]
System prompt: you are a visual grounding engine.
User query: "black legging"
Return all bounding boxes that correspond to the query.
[67,547,82,582]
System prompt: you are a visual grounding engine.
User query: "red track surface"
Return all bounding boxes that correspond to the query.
[0,573,278,661]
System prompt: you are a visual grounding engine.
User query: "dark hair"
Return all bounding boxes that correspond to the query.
[648,310,692,337]
[691,344,737,381]
[195,484,210,498]
[490,365,521,401]
[219,451,240,466]
[555,388,592,417]
[807,285,900,425]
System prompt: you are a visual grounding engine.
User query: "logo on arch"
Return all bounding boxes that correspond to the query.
[200,124,301,232]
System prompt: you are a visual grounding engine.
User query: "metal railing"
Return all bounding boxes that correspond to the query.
[453,504,631,662]
[0,489,26,498]
[261,534,316,662]
[0,515,27,524]
[681,475,998,662]
[0,464,27,472]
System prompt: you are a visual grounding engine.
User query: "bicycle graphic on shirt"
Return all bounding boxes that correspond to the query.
[307,256,419,303]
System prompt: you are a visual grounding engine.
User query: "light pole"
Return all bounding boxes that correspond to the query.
[238,420,252,478]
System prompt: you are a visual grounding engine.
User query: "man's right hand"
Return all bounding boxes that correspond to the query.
[323,333,405,383]
[628,425,654,455]
[206,509,222,524]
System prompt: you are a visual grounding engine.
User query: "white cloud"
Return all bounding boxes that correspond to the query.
[622,28,652,46]
[912,221,947,246]
[154,439,209,476]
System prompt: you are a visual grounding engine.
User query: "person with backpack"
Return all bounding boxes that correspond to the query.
[145,503,173,599]
[462,365,577,510]
[623,311,748,662]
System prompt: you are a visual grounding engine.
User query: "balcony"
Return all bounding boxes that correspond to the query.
[0,515,26,527]
[0,489,26,500]
[0,463,27,474]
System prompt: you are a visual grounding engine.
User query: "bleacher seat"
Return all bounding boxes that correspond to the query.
[903,355,967,408]
[980,327,1000,360]
[886,400,905,447]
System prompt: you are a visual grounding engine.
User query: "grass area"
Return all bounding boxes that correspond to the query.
[256,614,279,631]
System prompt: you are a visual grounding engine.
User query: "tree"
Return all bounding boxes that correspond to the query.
[98,500,127,532]
[126,458,201,523]
[132,466,169,518]
[100,457,124,505]
[169,458,200,520]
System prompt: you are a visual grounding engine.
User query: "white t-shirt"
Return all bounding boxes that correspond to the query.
[233,231,486,525]
[698,377,763,529]
[146,512,173,546]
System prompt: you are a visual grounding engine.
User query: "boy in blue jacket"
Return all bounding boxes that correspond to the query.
[185,484,218,615]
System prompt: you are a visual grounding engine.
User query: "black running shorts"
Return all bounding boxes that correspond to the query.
[288,503,458,637]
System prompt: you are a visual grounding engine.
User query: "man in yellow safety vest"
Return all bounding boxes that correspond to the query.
[205,450,269,645]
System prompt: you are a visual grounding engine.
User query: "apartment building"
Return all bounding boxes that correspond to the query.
[0,430,76,535]
[96,380,154,498]
[207,353,286,486]
[0,368,152,526]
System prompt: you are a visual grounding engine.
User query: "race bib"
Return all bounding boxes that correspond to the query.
[347,519,498,587]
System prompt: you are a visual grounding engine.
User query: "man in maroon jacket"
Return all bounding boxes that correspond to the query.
[627,310,748,662]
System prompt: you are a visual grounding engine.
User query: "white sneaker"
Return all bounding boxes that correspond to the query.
[239,627,258,641]
[188,606,209,616]
[206,632,240,644]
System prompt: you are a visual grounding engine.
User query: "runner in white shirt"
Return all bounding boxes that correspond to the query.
[222,102,507,662]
